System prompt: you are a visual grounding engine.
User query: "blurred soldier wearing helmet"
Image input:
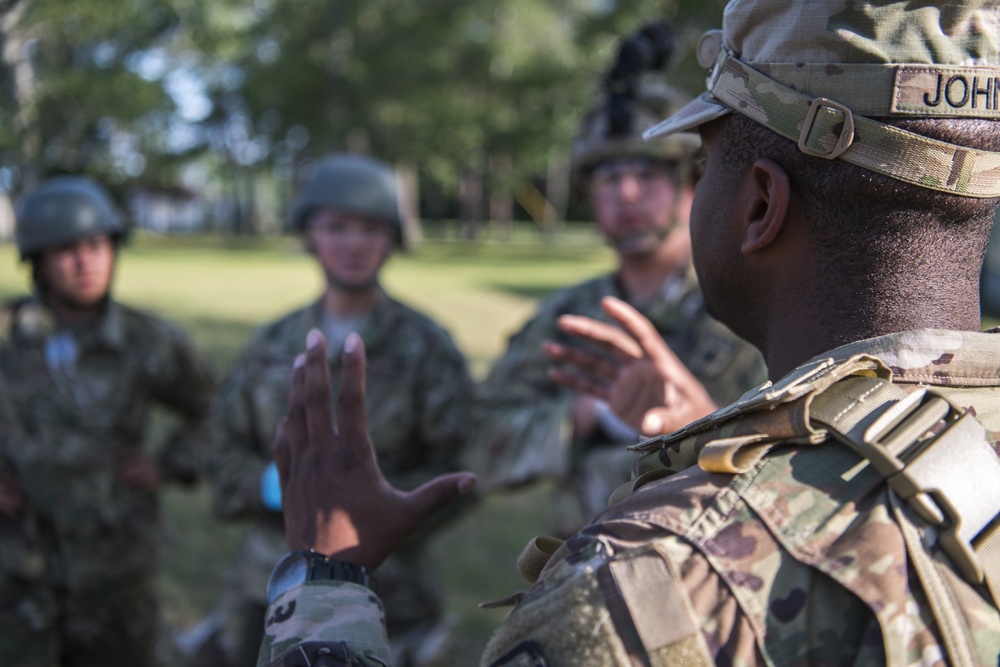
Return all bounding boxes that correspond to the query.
[203,153,473,667]
[471,23,765,530]
[0,175,215,667]
[259,0,1000,665]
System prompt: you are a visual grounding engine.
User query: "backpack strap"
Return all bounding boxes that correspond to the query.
[808,375,1000,605]
[808,375,1000,667]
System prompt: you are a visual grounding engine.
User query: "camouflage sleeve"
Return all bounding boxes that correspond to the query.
[479,534,764,667]
[208,357,271,519]
[149,324,217,485]
[466,302,576,489]
[254,533,765,667]
[258,582,392,667]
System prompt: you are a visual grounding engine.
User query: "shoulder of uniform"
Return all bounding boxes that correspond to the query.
[615,354,894,499]
[0,298,27,344]
[379,295,455,342]
[543,274,615,312]
[244,303,315,348]
[114,302,189,342]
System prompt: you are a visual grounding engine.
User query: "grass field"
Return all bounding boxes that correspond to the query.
[0,230,616,665]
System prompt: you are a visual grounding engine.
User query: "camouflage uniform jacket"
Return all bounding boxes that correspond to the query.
[258,328,1000,666]
[0,297,214,591]
[470,270,765,515]
[211,292,473,610]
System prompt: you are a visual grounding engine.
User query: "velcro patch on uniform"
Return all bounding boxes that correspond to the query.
[487,641,549,667]
[893,66,1000,117]
[600,552,714,666]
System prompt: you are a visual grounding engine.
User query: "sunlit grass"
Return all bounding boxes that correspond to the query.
[0,231,614,665]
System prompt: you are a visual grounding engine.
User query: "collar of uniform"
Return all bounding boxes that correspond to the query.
[611,262,699,310]
[308,288,392,361]
[634,327,1000,456]
[815,328,1000,387]
[12,297,125,351]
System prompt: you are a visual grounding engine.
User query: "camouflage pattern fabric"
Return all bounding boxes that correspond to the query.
[469,269,765,522]
[645,0,1000,197]
[0,297,215,666]
[257,328,1000,666]
[211,292,472,665]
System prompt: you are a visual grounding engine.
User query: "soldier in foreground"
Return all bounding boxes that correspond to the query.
[207,154,473,667]
[0,176,215,666]
[473,24,764,529]
[260,1,1000,664]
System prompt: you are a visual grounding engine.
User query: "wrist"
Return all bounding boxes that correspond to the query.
[266,549,371,604]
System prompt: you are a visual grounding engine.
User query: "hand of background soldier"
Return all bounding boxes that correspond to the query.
[0,474,26,517]
[115,449,163,492]
[273,329,477,570]
[544,296,718,437]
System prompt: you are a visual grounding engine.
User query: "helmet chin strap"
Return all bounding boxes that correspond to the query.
[325,272,380,294]
[609,226,670,256]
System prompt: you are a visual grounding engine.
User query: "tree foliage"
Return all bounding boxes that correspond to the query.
[0,0,727,217]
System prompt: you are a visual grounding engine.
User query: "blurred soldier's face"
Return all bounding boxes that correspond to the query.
[588,158,685,258]
[40,234,115,308]
[306,209,393,292]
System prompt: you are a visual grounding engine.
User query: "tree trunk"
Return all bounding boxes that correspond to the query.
[397,159,421,248]
[0,0,41,192]
[458,168,482,241]
[489,152,513,241]
[544,149,569,232]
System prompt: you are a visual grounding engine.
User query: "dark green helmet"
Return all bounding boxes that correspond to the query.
[570,85,700,188]
[16,176,125,260]
[290,154,404,247]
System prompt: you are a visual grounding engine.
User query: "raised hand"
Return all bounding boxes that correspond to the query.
[273,329,476,570]
[544,296,717,437]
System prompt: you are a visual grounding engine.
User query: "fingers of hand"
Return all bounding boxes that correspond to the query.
[557,314,643,362]
[404,472,477,528]
[543,341,620,381]
[275,354,306,480]
[548,367,612,401]
[337,332,372,457]
[303,329,336,446]
[600,297,677,362]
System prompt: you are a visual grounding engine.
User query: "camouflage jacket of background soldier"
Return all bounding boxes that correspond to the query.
[470,269,766,518]
[0,297,214,591]
[258,328,1000,666]
[210,292,473,620]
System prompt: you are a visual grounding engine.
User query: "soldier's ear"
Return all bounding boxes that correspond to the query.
[740,158,789,256]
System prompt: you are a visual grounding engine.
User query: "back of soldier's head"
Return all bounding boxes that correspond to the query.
[648,0,1000,267]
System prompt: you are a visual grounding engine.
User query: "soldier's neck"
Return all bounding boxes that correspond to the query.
[761,289,983,381]
[322,284,379,319]
[42,292,106,330]
[617,231,690,308]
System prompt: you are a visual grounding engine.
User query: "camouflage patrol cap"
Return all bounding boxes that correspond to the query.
[16,176,126,260]
[645,0,1000,198]
[571,84,700,187]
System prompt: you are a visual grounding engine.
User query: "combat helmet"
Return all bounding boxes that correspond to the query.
[290,153,405,247]
[571,22,700,191]
[15,176,126,260]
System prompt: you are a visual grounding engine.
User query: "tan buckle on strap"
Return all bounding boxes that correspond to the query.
[798,97,856,159]
[856,389,1000,585]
